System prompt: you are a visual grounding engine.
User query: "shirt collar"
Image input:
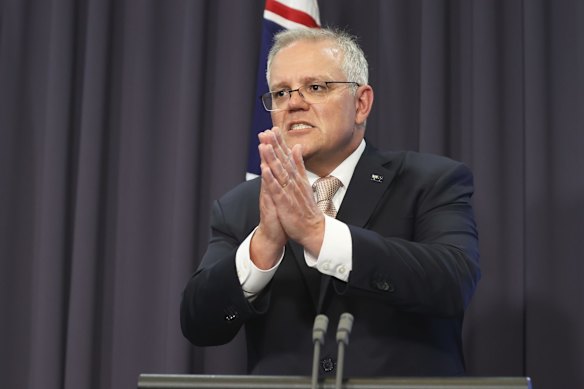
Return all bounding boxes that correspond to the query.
[307,139,366,187]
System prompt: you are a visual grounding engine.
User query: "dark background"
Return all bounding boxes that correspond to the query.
[1,1,582,388]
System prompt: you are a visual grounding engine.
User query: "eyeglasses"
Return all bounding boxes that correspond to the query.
[260,81,360,112]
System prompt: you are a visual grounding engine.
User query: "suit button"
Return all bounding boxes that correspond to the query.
[372,278,394,292]
[321,357,335,372]
[377,281,391,291]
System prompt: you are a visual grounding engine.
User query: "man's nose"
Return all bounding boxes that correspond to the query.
[287,89,308,109]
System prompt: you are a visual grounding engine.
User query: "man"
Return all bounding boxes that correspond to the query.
[181,28,480,377]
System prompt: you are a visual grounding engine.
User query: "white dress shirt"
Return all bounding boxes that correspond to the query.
[236,140,366,299]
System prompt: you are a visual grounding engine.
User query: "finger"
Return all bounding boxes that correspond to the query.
[259,130,287,167]
[260,128,290,163]
[289,145,310,194]
[259,172,277,214]
[261,161,290,199]
[273,127,292,157]
[268,129,294,171]
[259,143,292,188]
[258,141,270,164]
[288,144,319,208]
[259,169,290,246]
[257,128,273,144]
[291,144,306,177]
[271,129,298,183]
[258,128,277,148]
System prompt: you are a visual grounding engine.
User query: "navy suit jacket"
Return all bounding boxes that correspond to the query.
[181,144,480,377]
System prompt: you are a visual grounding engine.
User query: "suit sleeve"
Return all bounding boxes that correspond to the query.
[180,194,269,346]
[336,160,480,318]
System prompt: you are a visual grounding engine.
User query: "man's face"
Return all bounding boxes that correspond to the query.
[268,39,370,176]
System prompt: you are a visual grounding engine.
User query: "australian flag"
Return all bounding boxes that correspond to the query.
[246,0,321,180]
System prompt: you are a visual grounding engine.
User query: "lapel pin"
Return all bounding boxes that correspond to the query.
[370,174,384,183]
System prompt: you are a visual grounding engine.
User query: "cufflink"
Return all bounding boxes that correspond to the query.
[224,306,238,321]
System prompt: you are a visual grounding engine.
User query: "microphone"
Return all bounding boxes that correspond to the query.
[335,312,354,389]
[311,314,329,389]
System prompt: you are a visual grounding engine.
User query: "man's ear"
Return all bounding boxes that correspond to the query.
[355,85,374,126]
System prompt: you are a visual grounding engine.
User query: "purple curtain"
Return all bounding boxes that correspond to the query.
[1,1,582,388]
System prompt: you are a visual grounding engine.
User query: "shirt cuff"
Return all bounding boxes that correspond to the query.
[236,227,284,298]
[304,216,352,282]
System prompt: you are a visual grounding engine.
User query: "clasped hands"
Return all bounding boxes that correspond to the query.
[249,127,325,269]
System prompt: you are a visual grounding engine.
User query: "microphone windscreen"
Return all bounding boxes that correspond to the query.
[312,314,329,343]
[336,312,354,344]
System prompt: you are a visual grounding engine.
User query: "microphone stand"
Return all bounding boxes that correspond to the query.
[311,314,329,389]
[335,313,354,389]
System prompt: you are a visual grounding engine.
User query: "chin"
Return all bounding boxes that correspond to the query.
[300,148,316,162]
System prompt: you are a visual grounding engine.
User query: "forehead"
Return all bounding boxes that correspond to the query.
[269,39,345,87]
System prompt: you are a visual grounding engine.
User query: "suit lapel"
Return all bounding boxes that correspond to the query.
[317,146,402,312]
[336,145,399,227]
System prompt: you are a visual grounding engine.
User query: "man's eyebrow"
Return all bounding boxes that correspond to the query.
[269,77,329,90]
[269,82,289,91]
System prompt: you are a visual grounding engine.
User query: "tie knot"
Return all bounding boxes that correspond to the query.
[313,176,342,217]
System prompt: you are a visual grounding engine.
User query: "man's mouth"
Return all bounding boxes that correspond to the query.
[289,123,314,131]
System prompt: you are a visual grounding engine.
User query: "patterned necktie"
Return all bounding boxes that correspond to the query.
[313,176,343,218]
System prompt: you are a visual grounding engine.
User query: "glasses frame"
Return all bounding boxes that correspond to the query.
[259,81,360,112]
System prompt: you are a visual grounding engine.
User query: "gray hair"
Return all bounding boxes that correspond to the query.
[266,27,369,86]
